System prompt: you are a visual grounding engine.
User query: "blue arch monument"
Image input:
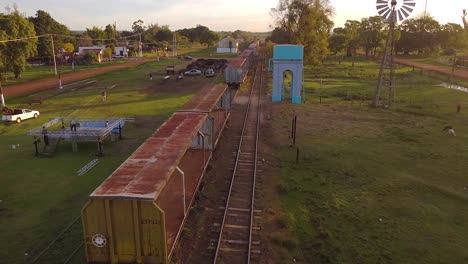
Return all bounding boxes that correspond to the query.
[271,45,304,104]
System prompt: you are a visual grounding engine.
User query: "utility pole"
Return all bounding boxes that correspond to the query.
[139,34,143,57]
[173,32,177,57]
[50,35,58,76]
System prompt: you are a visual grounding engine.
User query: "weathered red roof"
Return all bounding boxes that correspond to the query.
[91,112,208,199]
[180,85,227,112]
[239,50,253,59]
[228,59,246,67]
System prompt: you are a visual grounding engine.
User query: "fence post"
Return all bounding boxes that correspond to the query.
[293,115,297,145]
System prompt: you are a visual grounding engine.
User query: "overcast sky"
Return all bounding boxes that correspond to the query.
[2,0,466,32]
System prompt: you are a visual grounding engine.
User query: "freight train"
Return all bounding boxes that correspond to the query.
[224,41,259,88]
[81,85,232,264]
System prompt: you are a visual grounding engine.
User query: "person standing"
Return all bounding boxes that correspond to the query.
[70,119,77,132]
[101,90,107,102]
[41,126,49,146]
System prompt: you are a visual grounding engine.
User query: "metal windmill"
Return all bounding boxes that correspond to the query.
[373,0,416,107]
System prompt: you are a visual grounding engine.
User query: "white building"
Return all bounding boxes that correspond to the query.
[217,37,239,53]
[78,46,105,54]
[114,46,128,57]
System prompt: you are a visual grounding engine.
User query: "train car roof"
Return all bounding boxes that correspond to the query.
[179,84,228,113]
[227,59,246,67]
[239,50,253,58]
[90,112,208,200]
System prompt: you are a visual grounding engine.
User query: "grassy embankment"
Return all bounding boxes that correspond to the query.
[266,56,468,263]
[0,58,199,263]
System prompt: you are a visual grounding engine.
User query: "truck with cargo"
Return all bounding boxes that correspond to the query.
[2,108,40,123]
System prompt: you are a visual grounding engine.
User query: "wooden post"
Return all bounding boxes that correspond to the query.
[293,115,297,145]
[296,148,300,163]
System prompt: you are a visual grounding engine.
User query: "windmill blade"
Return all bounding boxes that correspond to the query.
[400,8,410,19]
[395,10,403,21]
[378,7,391,16]
[381,8,392,19]
[377,4,388,10]
[404,2,416,7]
[401,5,414,14]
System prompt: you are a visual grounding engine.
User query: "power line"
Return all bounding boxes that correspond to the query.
[0,34,50,43]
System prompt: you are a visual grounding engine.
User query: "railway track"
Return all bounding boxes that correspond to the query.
[213,57,264,264]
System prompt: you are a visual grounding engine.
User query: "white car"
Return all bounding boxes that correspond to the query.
[204,69,215,78]
[184,69,202,76]
[2,108,40,123]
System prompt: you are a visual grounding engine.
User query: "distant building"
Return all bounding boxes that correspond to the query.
[114,46,128,57]
[78,46,105,63]
[217,37,239,53]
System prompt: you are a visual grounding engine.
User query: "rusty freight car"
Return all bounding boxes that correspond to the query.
[81,84,231,264]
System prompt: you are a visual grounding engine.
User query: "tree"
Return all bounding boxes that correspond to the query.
[200,31,219,48]
[397,16,441,55]
[83,51,97,64]
[328,30,347,55]
[0,11,37,78]
[271,0,334,64]
[269,27,289,44]
[132,19,145,34]
[358,16,386,56]
[438,23,466,51]
[29,10,71,58]
[342,20,361,56]
[77,33,93,47]
[63,42,74,52]
[86,26,106,45]
[103,47,112,61]
[176,25,217,47]
[104,23,118,45]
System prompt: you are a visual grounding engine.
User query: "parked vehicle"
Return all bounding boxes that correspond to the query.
[184,69,202,76]
[204,68,215,77]
[2,108,40,123]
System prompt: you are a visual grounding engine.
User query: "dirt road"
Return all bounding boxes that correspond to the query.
[2,58,152,98]
[393,58,468,80]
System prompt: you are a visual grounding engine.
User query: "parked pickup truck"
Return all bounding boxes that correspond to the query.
[2,108,40,123]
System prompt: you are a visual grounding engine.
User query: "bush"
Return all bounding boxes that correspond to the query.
[83,51,98,64]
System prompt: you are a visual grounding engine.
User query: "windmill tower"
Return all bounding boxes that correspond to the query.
[373,0,415,107]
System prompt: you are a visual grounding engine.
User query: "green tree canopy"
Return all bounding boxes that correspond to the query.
[0,10,37,78]
[397,16,441,55]
[271,0,334,64]
[104,23,118,45]
[358,16,386,56]
[29,10,71,58]
[176,25,218,47]
[85,26,106,45]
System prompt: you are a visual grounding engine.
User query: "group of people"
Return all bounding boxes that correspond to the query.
[40,119,78,147]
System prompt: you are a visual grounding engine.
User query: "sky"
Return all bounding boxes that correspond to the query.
[1,0,467,32]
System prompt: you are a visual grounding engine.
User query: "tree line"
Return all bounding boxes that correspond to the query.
[268,0,468,64]
[0,6,259,79]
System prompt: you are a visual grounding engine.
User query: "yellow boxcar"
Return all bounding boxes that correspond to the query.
[82,199,167,264]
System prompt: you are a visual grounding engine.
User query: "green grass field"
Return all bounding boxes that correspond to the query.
[0,59,198,263]
[268,57,468,263]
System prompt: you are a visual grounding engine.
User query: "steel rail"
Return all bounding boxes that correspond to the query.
[248,56,263,264]
[213,57,262,263]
